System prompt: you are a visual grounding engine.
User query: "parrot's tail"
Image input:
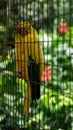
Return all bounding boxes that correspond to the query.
[24,82,31,119]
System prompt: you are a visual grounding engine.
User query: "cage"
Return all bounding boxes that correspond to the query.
[0,0,73,130]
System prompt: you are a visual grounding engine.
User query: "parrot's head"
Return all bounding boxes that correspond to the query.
[15,22,33,37]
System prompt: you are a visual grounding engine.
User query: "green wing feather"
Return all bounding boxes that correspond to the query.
[28,56,40,100]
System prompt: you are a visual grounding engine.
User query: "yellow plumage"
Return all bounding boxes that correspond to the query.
[15,22,44,120]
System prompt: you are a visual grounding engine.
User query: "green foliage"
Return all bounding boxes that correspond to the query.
[0,26,73,129]
[38,28,73,129]
[0,1,73,129]
[0,51,27,128]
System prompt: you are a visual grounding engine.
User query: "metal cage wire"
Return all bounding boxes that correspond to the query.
[0,0,73,130]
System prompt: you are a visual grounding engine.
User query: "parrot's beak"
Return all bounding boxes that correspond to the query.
[14,22,20,34]
[15,26,20,33]
[15,25,24,37]
[15,23,28,37]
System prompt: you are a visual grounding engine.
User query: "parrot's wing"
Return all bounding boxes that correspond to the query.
[28,56,40,100]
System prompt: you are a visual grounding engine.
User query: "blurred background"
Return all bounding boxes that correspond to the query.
[0,0,73,130]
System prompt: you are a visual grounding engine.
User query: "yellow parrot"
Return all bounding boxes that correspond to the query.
[15,22,44,119]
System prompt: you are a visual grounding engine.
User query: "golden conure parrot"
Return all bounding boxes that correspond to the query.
[15,22,44,118]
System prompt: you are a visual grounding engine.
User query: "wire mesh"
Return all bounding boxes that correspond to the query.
[0,0,73,130]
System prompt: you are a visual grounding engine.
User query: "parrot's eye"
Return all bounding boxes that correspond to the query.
[19,28,28,36]
[20,28,24,35]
